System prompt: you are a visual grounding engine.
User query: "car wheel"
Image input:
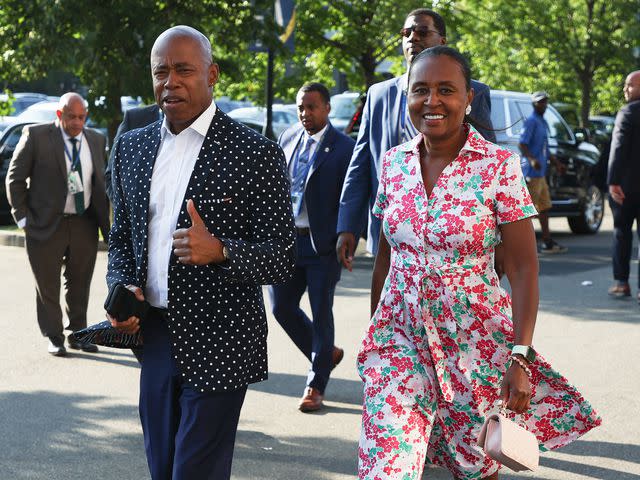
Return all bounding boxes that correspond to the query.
[568,185,604,234]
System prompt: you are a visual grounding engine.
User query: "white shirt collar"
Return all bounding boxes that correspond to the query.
[160,100,217,139]
[304,123,328,145]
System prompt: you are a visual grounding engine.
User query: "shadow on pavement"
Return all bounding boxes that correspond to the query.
[234,429,358,479]
[250,372,363,407]
[0,390,148,480]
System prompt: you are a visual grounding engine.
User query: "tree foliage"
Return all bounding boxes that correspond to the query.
[448,0,640,122]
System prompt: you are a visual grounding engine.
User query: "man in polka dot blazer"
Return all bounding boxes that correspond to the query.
[106,26,296,480]
[269,82,355,413]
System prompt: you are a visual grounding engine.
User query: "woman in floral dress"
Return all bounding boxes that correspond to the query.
[358,46,601,480]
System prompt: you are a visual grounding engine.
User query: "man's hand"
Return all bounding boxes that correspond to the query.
[172,199,224,265]
[529,157,541,171]
[609,184,625,205]
[107,285,144,334]
[500,362,532,414]
[336,232,356,271]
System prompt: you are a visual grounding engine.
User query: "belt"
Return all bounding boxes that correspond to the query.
[62,213,78,218]
[296,227,310,236]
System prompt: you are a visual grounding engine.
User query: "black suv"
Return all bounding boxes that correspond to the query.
[489,90,604,234]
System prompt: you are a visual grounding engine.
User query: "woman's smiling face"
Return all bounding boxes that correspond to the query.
[407,54,473,142]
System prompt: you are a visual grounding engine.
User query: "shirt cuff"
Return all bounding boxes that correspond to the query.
[17,217,26,229]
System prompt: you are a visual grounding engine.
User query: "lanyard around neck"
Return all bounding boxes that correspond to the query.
[63,136,83,171]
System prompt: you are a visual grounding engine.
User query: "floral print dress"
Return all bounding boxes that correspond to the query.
[358,126,601,480]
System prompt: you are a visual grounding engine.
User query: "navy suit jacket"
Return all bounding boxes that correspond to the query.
[337,74,495,254]
[279,123,355,256]
[608,99,640,199]
[108,109,296,392]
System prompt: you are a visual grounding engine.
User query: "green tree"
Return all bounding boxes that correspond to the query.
[0,0,251,139]
[449,0,640,123]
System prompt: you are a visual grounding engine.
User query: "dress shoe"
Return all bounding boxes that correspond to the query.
[331,346,344,371]
[608,283,630,298]
[47,338,67,357]
[298,387,324,413]
[67,336,99,353]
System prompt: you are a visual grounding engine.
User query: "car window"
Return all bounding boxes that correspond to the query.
[5,125,25,149]
[490,96,506,130]
[544,109,572,142]
[330,96,358,120]
[508,101,533,136]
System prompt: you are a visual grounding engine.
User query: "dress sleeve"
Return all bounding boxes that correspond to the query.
[494,152,538,224]
[371,149,392,219]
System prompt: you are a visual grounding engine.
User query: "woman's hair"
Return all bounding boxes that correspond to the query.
[407,45,471,91]
[407,46,494,134]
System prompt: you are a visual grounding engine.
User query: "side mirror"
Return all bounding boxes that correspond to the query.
[573,127,591,143]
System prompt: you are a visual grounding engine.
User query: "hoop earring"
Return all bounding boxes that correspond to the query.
[465,105,472,115]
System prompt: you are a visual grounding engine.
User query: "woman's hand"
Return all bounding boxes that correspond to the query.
[500,361,532,414]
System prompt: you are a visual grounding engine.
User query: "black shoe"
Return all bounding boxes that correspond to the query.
[538,239,568,254]
[68,336,99,353]
[48,336,67,357]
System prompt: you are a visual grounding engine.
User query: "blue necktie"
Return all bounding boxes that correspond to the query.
[291,137,315,215]
[69,138,85,215]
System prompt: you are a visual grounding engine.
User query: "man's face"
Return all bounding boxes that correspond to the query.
[151,34,219,134]
[533,98,548,115]
[56,100,87,138]
[296,90,330,135]
[623,72,640,103]
[401,14,445,66]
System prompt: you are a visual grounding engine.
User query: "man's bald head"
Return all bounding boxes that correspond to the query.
[624,70,640,103]
[57,92,87,137]
[151,25,213,67]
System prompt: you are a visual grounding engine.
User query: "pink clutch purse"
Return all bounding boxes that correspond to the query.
[477,408,539,471]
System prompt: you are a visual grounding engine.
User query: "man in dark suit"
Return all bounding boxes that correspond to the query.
[6,93,109,356]
[107,26,295,480]
[607,70,640,301]
[104,104,162,199]
[269,83,354,412]
[336,8,495,267]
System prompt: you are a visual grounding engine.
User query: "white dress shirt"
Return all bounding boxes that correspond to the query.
[145,100,217,308]
[61,128,94,214]
[289,124,328,228]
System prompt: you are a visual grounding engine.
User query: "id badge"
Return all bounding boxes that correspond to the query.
[67,171,84,194]
[291,192,303,216]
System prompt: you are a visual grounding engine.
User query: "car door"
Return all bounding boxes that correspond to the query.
[0,123,29,219]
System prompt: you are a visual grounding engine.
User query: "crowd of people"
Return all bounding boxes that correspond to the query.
[12,4,640,479]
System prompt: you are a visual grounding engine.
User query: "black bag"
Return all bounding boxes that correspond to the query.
[104,283,150,322]
[69,284,149,349]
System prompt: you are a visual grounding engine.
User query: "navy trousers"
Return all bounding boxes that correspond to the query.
[268,232,341,394]
[609,196,640,287]
[139,309,247,480]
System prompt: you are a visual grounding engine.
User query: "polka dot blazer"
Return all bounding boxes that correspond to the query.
[107,109,297,392]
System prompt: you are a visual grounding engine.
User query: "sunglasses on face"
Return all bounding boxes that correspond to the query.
[400,25,440,38]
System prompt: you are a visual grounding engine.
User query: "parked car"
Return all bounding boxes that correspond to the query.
[216,96,253,114]
[329,91,365,137]
[588,115,615,146]
[490,90,604,234]
[227,105,298,139]
[0,92,49,116]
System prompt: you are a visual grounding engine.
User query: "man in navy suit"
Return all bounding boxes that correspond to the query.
[336,8,495,267]
[107,26,295,480]
[269,83,354,412]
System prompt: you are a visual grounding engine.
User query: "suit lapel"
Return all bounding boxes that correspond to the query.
[49,124,68,181]
[173,109,222,230]
[138,123,162,271]
[85,130,102,182]
[389,75,405,147]
[284,128,304,169]
[308,124,336,179]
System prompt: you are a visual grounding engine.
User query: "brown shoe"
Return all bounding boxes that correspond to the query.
[331,347,344,371]
[298,387,323,412]
[608,283,631,297]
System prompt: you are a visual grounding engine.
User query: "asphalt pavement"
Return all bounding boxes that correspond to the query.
[0,210,638,480]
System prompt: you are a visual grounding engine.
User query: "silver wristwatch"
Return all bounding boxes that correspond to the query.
[511,345,536,363]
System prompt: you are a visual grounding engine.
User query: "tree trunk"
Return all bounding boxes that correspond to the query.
[361,51,378,89]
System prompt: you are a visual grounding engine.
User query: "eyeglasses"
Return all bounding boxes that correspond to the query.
[400,25,441,38]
